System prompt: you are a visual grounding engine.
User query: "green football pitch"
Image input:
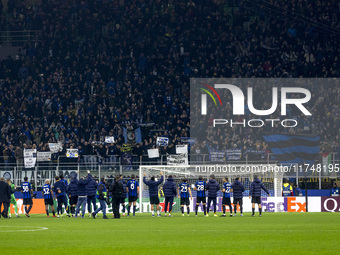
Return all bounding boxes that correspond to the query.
[0,213,339,255]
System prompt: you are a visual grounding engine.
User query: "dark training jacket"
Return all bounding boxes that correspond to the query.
[232,180,245,199]
[163,178,177,198]
[86,173,98,196]
[67,174,78,196]
[205,179,219,198]
[143,175,164,197]
[249,178,270,197]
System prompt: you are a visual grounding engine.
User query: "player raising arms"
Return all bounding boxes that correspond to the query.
[7,179,19,218]
[21,177,33,217]
[42,179,56,217]
[194,176,206,216]
[178,178,192,216]
[221,177,233,217]
[127,174,139,217]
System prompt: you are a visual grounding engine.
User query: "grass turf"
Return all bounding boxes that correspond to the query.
[0,212,339,255]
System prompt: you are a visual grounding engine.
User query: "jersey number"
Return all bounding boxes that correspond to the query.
[43,188,50,195]
[197,185,204,191]
[22,186,29,192]
[130,183,135,190]
[181,186,187,192]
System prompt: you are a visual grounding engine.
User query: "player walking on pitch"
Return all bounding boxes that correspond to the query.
[21,177,33,217]
[42,179,56,217]
[194,176,206,216]
[221,177,233,217]
[249,175,270,217]
[7,179,19,217]
[178,178,192,216]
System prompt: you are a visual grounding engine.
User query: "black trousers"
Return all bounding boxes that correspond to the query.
[113,197,120,218]
[0,202,9,218]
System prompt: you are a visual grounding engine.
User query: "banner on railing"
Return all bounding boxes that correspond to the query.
[66,149,78,158]
[167,154,188,166]
[37,152,52,162]
[176,145,188,154]
[24,149,37,168]
[156,137,169,147]
[148,149,159,158]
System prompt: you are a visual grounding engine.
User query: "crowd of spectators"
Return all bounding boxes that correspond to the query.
[0,0,339,165]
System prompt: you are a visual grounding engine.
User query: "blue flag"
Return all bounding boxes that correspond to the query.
[263,134,320,164]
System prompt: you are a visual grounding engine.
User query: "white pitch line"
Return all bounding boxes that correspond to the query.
[0,226,48,232]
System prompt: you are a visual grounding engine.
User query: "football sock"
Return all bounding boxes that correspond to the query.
[52,211,55,216]
[240,205,243,214]
[252,208,255,215]
[127,205,130,214]
[181,207,184,214]
[24,206,27,214]
[259,208,262,214]
[122,204,125,213]
[229,206,232,214]
[133,205,136,215]
[157,210,160,215]
[46,209,49,216]
[27,205,32,213]
[195,205,199,215]
[203,205,206,215]
[223,206,225,214]
[187,206,190,214]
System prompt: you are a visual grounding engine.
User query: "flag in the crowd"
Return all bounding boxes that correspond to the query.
[263,134,320,164]
[321,152,332,174]
[123,127,142,143]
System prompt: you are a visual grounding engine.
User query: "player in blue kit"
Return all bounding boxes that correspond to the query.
[194,176,206,216]
[53,176,70,217]
[42,179,56,217]
[126,174,139,216]
[21,177,33,217]
[178,178,192,216]
[60,174,70,215]
[221,177,233,217]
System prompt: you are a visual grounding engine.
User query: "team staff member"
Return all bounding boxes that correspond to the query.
[21,177,33,217]
[331,183,339,196]
[53,176,70,217]
[42,179,56,217]
[86,172,98,217]
[60,174,70,215]
[249,175,270,217]
[119,175,127,217]
[143,171,164,217]
[92,178,108,219]
[205,175,219,217]
[0,177,12,218]
[178,178,192,216]
[67,175,79,217]
[110,175,124,219]
[75,171,90,218]
[163,175,177,217]
[232,177,245,216]
[7,179,19,218]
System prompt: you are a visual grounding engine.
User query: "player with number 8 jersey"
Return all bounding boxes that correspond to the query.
[127,174,139,216]
[194,176,206,216]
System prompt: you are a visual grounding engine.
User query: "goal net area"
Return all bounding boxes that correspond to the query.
[139,165,285,214]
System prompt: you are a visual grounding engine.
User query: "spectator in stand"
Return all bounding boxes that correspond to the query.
[331,183,339,197]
